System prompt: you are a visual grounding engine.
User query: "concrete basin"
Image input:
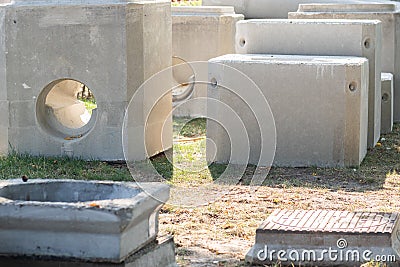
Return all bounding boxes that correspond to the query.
[0,179,170,263]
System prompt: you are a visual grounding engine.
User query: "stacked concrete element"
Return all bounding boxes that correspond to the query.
[289,2,400,122]
[0,179,176,266]
[202,0,383,19]
[236,19,382,148]
[246,209,400,266]
[208,54,369,167]
[382,72,394,133]
[172,6,243,116]
[1,0,172,160]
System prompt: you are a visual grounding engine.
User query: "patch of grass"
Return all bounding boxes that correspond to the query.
[79,97,97,115]
[171,0,202,6]
[0,152,131,181]
[173,117,207,138]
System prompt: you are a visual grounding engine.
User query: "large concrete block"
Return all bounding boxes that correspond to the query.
[202,0,378,19]
[208,54,369,167]
[0,179,170,262]
[289,2,400,122]
[172,6,243,116]
[1,0,172,160]
[381,72,394,133]
[236,19,382,148]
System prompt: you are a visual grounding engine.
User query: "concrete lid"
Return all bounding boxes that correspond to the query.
[298,2,399,13]
[172,5,236,15]
[240,18,382,26]
[210,54,368,66]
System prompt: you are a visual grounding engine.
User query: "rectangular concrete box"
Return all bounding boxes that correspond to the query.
[202,0,377,19]
[235,19,382,148]
[208,54,369,167]
[382,72,394,133]
[289,2,400,122]
[0,0,172,160]
[0,179,170,263]
[246,210,400,266]
[172,6,243,117]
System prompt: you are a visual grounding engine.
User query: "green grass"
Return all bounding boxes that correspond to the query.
[79,97,97,115]
[0,152,131,181]
[171,0,202,6]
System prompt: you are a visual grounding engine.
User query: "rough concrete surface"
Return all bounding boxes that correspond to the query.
[381,72,394,133]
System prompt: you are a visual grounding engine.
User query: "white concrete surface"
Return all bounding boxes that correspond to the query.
[208,54,369,167]
[202,0,388,19]
[172,6,243,116]
[382,72,394,133]
[289,2,400,122]
[0,179,170,262]
[236,19,382,148]
[1,0,172,160]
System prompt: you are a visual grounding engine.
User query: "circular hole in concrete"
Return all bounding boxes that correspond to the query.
[210,78,218,88]
[363,38,371,49]
[348,81,357,92]
[172,56,195,103]
[36,79,97,140]
[382,92,390,102]
[239,38,246,47]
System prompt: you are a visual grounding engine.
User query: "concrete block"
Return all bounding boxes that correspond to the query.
[246,210,400,266]
[172,6,243,116]
[208,54,369,167]
[381,72,394,133]
[0,179,170,263]
[0,236,177,267]
[202,0,375,19]
[1,0,172,160]
[236,19,382,148]
[289,2,400,122]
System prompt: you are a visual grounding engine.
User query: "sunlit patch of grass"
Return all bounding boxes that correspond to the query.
[171,0,202,6]
[79,97,97,115]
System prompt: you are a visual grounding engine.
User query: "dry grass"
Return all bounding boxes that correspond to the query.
[159,122,400,266]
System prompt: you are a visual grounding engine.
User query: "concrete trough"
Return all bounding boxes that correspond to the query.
[382,72,394,133]
[0,179,170,263]
[236,19,382,148]
[246,209,400,266]
[0,0,172,161]
[289,2,400,122]
[208,54,369,167]
[172,6,243,116]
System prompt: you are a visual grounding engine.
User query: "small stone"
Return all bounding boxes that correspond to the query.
[21,176,28,182]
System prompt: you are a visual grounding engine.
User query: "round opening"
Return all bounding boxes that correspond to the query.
[239,38,246,47]
[172,56,195,104]
[210,78,218,88]
[382,92,390,102]
[36,79,97,140]
[363,38,371,49]
[348,81,357,92]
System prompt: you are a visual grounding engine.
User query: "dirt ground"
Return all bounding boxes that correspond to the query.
[159,124,400,267]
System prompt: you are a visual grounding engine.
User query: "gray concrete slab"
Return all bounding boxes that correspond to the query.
[208,54,369,167]
[1,0,172,160]
[0,179,170,263]
[246,210,400,266]
[236,19,382,148]
[289,2,400,122]
[0,236,177,267]
[382,72,394,133]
